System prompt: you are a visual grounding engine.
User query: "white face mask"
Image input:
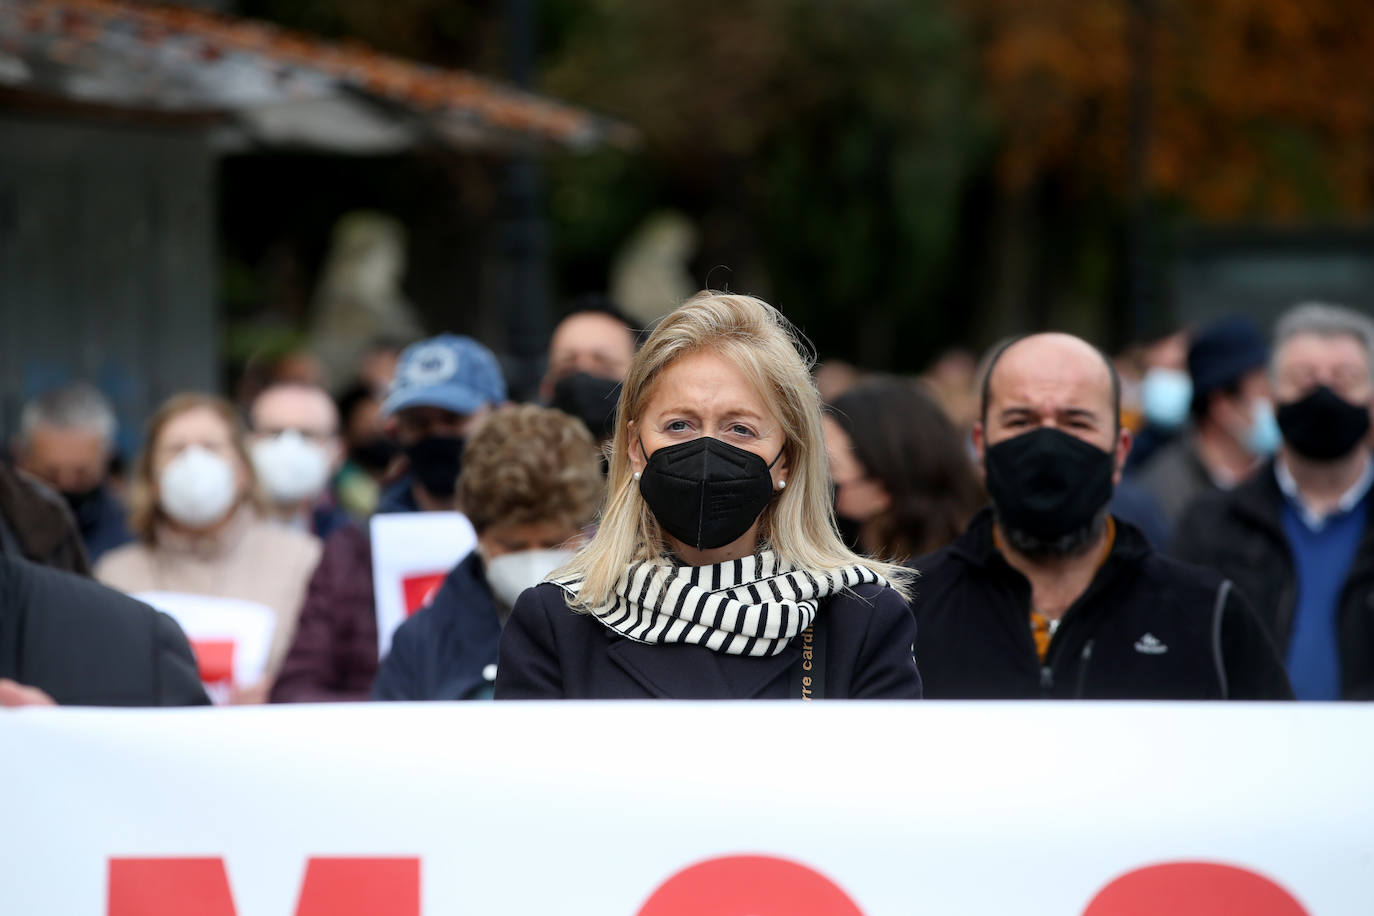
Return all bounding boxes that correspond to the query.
[484,548,577,613]
[158,445,239,528]
[1139,367,1193,430]
[252,430,332,505]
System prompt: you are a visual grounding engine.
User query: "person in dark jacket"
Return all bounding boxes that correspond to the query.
[374,405,603,700]
[1174,303,1374,700]
[1132,316,1277,536]
[270,334,508,702]
[913,332,1291,700]
[13,383,132,564]
[0,462,90,575]
[495,292,922,700]
[0,552,208,706]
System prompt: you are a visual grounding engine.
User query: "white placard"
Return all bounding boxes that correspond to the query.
[0,703,1370,915]
[370,511,476,659]
[135,591,276,704]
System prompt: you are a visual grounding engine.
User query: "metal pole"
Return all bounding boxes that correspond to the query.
[1126,0,1156,342]
[501,0,549,401]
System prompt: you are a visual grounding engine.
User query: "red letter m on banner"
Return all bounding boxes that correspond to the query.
[108,857,420,916]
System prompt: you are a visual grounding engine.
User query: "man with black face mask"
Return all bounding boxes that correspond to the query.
[1175,303,1374,700]
[912,332,1291,700]
[540,298,638,446]
[271,335,506,702]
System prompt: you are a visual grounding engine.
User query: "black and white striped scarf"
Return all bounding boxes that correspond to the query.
[550,550,884,657]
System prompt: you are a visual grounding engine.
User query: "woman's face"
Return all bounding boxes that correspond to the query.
[629,350,790,488]
[152,407,249,495]
[823,415,890,523]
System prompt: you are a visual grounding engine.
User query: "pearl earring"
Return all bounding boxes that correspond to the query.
[777,479,786,490]
[633,471,641,481]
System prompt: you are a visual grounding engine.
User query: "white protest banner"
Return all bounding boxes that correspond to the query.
[370,511,476,658]
[1,702,1370,915]
[135,591,276,704]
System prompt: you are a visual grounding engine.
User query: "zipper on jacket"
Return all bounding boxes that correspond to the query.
[1074,640,1095,699]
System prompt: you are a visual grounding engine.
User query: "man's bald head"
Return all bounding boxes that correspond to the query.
[980,333,1121,437]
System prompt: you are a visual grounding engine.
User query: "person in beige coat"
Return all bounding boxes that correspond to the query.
[96,394,320,704]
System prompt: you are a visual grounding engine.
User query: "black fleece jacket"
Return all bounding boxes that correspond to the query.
[911,510,1293,700]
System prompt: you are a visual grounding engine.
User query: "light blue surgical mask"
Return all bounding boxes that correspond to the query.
[1140,368,1192,430]
[1244,398,1281,457]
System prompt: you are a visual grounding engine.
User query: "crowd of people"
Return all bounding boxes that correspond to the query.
[3,290,1373,705]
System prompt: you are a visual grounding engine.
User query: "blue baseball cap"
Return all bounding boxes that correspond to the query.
[381,334,507,418]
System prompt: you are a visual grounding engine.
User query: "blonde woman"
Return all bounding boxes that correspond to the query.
[494,292,922,699]
[95,394,321,703]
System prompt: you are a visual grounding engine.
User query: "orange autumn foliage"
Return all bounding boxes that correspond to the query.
[965,0,1374,218]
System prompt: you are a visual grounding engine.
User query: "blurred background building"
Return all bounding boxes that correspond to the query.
[4,0,1374,442]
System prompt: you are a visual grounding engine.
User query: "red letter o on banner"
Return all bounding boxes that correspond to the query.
[637,855,864,916]
[1083,862,1311,916]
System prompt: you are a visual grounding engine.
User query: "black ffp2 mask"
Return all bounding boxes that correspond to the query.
[638,437,783,551]
[1276,385,1372,462]
[552,372,622,441]
[404,436,465,498]
[983,427,1115,540]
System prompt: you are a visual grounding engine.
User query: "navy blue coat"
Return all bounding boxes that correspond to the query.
[372,553,503,701]
[494,579,923,699]
[0,553,208,706]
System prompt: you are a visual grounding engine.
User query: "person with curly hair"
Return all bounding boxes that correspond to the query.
[373,404,604,700]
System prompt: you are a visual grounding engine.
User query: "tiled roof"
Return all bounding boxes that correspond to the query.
[0,0,635,151]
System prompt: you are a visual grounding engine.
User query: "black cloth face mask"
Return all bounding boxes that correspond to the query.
[983,427,1115,540]
[552,372,623,441]
[350,438,398,474]
[1276,385,1372,462]
[62,485,104,533]
[404,436,465,498]
[638,437,783,551]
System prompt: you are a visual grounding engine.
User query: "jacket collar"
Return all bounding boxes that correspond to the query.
[378,474,421,514]
[950,506,1151,573]
[1224,459,1291,536]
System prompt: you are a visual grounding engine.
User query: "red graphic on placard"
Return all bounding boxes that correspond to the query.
[294,858,420,916]
[109,859,236,916]
[1083,862,1311,915]
[108,857,419,916]
[189,640,235,686]
[638,855,864,916]
[401,572,446,616]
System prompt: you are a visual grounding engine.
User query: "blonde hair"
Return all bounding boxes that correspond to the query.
[128,393,263,542]
[558,291,913,609]
[458,404,603,533]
